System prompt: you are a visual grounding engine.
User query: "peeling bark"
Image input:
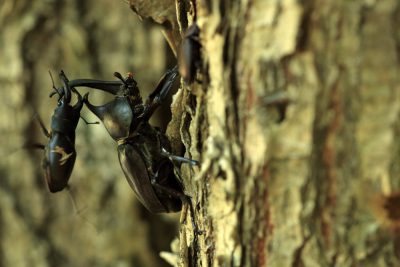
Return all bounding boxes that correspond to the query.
[160,0,400,266]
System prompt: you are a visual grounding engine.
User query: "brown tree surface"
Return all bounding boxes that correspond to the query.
[153,0,400,266]
[1,0,400,267]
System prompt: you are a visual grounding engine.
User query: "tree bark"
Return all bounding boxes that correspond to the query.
[153,0,400,266]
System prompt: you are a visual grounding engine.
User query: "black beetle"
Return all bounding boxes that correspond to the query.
[178,24,201,84]
[63,66,198,214]
[35,71,88,192]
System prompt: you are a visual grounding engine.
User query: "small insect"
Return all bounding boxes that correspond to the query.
[178,24,201,84]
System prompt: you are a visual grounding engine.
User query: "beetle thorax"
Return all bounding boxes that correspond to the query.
[51,102,80,137]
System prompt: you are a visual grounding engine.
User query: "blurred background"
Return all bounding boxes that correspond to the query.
[0,1,179,266]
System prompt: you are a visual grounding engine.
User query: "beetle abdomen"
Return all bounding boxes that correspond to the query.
[118,143,168,213]
[45,133,76,192]
[118,142,182,213]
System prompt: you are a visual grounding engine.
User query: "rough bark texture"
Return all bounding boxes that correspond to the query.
[1,0,400,267]
[157,0,400,266]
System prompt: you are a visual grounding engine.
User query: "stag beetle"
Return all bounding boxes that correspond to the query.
[34,71,90,192]
[63,66,199,215]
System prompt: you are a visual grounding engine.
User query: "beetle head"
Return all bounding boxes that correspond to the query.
[50,71,84,135]
[114,72,142,105]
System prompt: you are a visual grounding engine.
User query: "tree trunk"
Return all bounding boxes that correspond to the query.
[153,0,400,266]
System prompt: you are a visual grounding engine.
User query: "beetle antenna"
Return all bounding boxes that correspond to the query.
[6,110,48,156]
[48,70,63,100]
[48,70,56,89]
[65,185,100,233]
[33,113,51,138]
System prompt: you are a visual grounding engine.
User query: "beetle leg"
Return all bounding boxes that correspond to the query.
[34,114,51,138]
[139,66,179,121]
[148,65,178,102]
[150,178,202,237]
[160,147,199,166]
[23,143,46,150]
[79,116,99,125]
